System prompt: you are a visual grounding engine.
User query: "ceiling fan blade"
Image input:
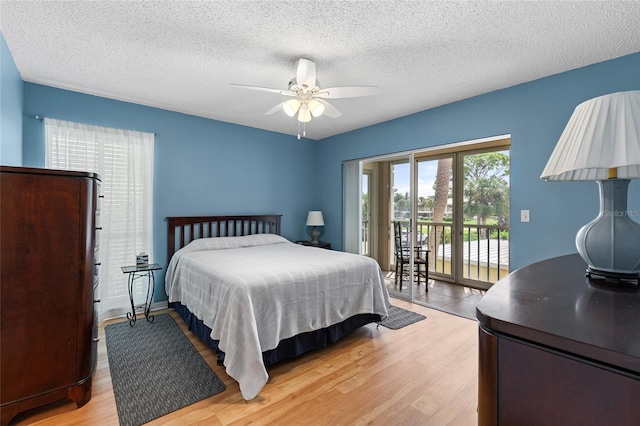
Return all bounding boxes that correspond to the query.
[264,102,287,115]
[230,84,295,96]
[315,86,378,99]
[316,99,342,118]
[296,58,316,88]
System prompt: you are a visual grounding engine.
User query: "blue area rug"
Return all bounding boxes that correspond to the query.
[379,305,427,329]
[105,314,225,426]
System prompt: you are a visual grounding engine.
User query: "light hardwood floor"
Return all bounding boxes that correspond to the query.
[11,300,478,426]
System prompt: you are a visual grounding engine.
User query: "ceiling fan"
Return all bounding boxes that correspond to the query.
[231,58,377,134]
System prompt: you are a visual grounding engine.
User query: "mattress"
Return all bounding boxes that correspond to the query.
[165,234,390,400]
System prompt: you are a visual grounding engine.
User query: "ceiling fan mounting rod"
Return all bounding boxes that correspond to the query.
[297,92,312,103]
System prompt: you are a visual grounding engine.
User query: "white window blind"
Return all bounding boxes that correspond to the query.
[343,160,362,254]
[45,118,155,321]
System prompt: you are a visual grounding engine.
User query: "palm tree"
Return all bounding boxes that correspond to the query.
[463,152,510,238]
[428,158,453,267]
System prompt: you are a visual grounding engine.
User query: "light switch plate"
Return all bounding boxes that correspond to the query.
[521,209,530,222]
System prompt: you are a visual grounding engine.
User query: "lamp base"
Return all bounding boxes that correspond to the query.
[576,179,640,280]
[585,267,640,287]
[310,227,320,245]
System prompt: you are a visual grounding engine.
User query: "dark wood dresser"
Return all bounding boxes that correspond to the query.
[476,254,640,426]
[0,166,101,425]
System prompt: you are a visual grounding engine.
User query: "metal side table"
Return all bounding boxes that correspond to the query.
[121,263,162,326]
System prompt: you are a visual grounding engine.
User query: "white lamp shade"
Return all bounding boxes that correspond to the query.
[308,99,325,117]
[282,99,300,117]
[541,90,640,181]
[298,106,311,123]
[306,211,324,226]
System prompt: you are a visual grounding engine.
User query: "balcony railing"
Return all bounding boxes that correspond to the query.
[389,220,510,285]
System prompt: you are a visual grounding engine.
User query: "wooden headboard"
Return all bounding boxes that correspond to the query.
[167,214,282,259]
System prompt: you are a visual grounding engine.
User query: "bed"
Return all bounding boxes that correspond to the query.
[165,214,390,400]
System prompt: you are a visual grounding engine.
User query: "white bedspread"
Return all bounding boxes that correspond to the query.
[165,234,390,400]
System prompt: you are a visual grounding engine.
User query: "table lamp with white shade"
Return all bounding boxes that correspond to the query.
[306,211,325,245]
[541,90,640,285]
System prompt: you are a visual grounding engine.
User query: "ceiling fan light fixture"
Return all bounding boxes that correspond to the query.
[308,99,325,118]
[282,99,300,117]
[232,58,378,135]
[298,106,312,123]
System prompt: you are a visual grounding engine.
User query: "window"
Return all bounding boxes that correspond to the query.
[45,118,155,321]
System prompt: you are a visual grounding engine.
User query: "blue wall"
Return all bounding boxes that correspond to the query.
[0,32,23,166]
[320,52,640,271]
[11,42,640,300]
[22,84,317,301]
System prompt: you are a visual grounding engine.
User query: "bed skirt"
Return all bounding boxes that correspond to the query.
[170,302,382,366]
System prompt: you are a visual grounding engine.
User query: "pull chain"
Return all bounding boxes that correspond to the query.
[296,121,308,140]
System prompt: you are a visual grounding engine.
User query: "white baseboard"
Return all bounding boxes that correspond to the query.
[100,300,170,323]
[150,300,169,311]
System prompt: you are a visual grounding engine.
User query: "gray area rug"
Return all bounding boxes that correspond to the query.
[379,305,427,329]
[105,314,225,426]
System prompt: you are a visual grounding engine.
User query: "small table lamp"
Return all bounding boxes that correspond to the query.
[541,90,640,285]
[306,211,325,245]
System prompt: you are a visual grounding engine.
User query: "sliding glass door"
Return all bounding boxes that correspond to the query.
[389,154,419,300]
[415,148,510,290]
[459,149,510,287]
[343,136,510,303]
[416,155,455,282]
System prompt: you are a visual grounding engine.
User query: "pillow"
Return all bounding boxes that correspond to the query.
[165,234,290,295]
[180,233,289,253]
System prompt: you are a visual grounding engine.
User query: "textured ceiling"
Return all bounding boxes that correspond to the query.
[1,1,639,140]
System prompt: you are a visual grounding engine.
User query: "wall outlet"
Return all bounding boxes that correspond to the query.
[521,209,530,223]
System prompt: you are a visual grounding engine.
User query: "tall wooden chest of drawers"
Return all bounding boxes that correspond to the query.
[0,166,101,425]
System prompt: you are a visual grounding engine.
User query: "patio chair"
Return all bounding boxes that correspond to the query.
[393,221,429,291]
